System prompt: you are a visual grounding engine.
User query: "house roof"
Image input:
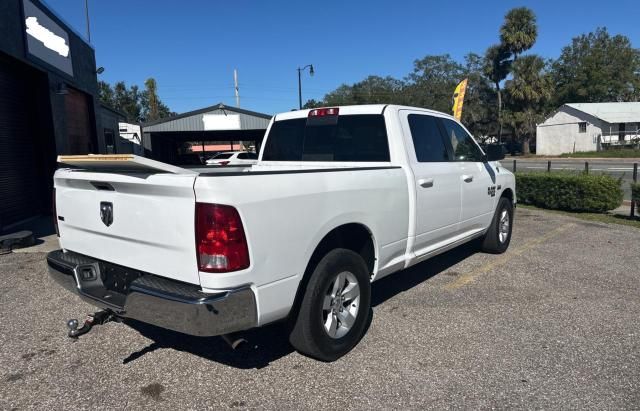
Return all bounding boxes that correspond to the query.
[565,102,640,124]
[141,103,272,128]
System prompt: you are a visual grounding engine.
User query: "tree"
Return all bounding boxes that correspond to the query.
[302,99,324,109]
[504,55,553,154]
[140,78,174,121]
[98,80,114,106]
[322,76,407,106]
[143,78,159,121]
[483,44,511,141]
[406,54,464,112]
[462,53,498,139]
[483,7,538,143]
[97,79,175,123]
[113,81,141,123]
[552,27,640,104]
[500,7,538,59]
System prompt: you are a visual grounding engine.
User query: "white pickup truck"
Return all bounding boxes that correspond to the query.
[48,105,515,361]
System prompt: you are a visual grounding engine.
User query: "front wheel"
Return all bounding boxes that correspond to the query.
[481,196,513,254]
[289,249,371,362]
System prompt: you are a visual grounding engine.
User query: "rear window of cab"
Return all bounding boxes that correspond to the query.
[262,115,390,162]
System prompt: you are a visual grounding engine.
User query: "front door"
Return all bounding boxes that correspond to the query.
[440,118,496,233]
[400,111,461,256]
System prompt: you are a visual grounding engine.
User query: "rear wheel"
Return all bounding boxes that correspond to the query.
[481,196,513,254]
[289,249,371,362]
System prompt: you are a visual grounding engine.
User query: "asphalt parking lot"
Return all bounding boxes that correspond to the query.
[1,208,639,410]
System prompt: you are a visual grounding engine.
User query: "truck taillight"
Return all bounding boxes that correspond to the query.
[52,188,59,237]
[196,203,249,273]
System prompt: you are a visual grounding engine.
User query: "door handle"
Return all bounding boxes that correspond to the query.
[418,178,434,188]
[462,175,473,183]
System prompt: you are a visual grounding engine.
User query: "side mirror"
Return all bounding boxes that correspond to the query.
[485,144,505,161]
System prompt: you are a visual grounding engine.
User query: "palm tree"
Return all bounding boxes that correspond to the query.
[483,44,512,142]
[500,7,538,59]
[504,55,552,153]
[144,78,159,121]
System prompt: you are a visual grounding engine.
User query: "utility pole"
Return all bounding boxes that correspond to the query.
[84,0,91,43]
[297,69,302,110]
[234,69,240,107]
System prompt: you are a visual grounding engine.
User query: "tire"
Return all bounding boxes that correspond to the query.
[481,196,513,254]
[289,248,371,362]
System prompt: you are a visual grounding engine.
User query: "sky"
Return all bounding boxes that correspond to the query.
[45,0,640,115]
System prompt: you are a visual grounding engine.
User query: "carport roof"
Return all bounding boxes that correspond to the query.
[142,103,272,128]
[565,102,640,124]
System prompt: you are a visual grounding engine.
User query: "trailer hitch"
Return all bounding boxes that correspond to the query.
[66,309,119,339]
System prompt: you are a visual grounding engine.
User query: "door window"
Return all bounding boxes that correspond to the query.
[408,114,450,162]
[441,119,484,161]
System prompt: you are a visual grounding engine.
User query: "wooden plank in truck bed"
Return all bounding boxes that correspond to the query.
[57,154,197,174]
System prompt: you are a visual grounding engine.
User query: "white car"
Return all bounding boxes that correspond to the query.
[48,105,515,361]
[205,151,258,166]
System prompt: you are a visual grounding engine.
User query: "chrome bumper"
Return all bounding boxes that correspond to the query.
[46,250,257,337]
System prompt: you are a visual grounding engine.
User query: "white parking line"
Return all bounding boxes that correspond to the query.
[607,168,634,171]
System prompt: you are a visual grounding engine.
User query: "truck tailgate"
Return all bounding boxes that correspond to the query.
[54,169,200,285]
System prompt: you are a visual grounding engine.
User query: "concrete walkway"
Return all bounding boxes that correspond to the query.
[612,201,637,218]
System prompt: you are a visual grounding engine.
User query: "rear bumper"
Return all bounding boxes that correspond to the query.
[47,250,257,337]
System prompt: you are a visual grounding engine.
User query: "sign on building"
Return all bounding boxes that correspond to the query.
[23,0,74,76]
[202,114,241,130]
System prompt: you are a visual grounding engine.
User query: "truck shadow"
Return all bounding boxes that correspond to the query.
[371,242,477,307]
[122,242,479,369]
[123,319,293,370]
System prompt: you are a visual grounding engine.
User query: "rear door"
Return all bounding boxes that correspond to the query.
[440,118,496,232]
[400,111,461,256]
[55,169,200,285]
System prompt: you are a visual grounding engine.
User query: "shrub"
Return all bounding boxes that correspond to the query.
[516,172,623,212]
[632,182,640,203]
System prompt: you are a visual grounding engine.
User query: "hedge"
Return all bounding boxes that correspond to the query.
[632,182,640,203]
[516,172,623,212]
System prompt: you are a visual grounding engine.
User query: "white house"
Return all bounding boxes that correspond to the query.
[536,102,640,155]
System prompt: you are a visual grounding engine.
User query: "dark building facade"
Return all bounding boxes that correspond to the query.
[0,0,103,232]
[99,104,130,154]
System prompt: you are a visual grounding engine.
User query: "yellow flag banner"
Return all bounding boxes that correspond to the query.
[452,78,468,121]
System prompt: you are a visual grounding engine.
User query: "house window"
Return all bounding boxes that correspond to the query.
[578,122,587,133]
